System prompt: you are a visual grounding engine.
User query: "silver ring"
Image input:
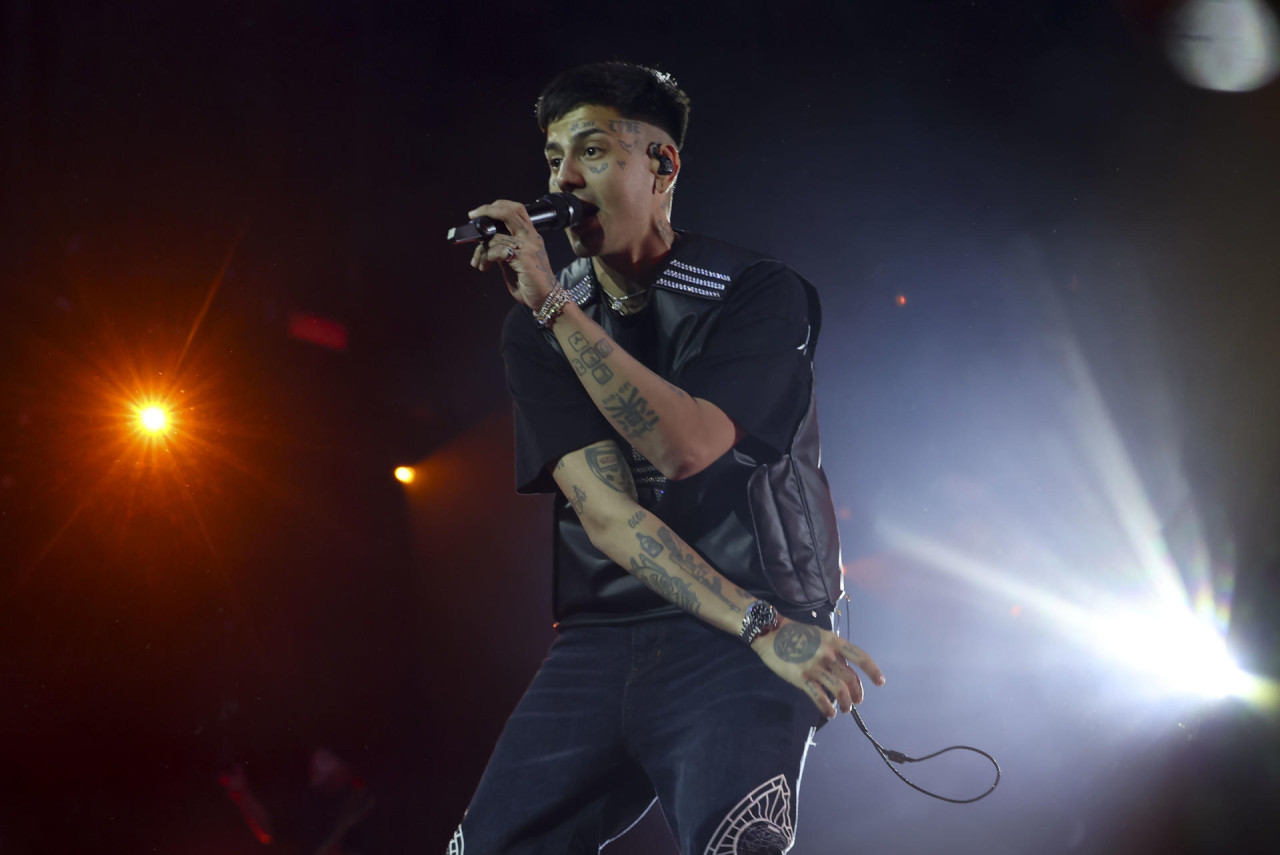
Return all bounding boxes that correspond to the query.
[506,245,517,260]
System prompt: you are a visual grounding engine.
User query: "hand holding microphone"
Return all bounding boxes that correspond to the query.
[447,192,597,244]
[461,195,594,309]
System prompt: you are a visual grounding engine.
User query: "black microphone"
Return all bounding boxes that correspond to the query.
[446,193,597,244]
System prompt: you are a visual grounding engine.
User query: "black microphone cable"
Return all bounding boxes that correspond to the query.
[837,594,1002,804]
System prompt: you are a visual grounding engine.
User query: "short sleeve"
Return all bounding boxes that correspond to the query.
[502,306,614,494]
[675,262,814,460]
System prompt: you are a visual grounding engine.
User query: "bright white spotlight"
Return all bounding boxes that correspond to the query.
[1090,606,1254,699]
[394,466,416,485]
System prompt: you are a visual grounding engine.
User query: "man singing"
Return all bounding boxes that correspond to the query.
[452,61,884,854]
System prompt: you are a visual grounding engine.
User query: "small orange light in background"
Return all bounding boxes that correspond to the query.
[138,405,169,434]
[394,466,416,485]
[895,294,908,307]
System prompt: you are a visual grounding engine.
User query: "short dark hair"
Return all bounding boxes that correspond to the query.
[536,61,691,149]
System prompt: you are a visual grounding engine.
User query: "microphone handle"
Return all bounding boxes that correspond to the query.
[446,193,593,244]
[447,209,560,244]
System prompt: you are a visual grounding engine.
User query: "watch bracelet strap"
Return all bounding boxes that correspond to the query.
[740,600,779,645]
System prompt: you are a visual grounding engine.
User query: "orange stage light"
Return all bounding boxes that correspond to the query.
[138,405,169,433]
[394,466,416,484]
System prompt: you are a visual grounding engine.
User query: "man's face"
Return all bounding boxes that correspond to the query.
[544,104,664,259]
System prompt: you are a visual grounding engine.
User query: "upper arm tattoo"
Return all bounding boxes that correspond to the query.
[584,444,634,494]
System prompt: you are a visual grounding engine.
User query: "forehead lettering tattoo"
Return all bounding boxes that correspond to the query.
[608,119,643,134]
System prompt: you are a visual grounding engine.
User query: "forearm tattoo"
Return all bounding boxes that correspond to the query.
[656,527,743,613]
[630,552,701,615]
[772,623,822,664]
[636,532,664,557]
[602,382,659,439]
[568,332,615,385]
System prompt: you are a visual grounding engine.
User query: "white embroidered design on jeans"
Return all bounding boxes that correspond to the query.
[704,774,794,854]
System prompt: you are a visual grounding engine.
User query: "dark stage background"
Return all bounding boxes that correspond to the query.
[2,1,1278,853]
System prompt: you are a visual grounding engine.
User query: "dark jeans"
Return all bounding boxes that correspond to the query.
[451,615,824,854]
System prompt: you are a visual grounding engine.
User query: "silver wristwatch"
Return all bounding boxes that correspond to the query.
[739,600,780,645]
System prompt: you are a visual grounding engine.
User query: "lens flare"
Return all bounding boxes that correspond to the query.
[873,294,1263,708]
[138,405,169,433]
[1087,606,1256,699]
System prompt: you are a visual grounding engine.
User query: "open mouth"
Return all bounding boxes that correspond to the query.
[570,209,600,233]
[569,198,600,231]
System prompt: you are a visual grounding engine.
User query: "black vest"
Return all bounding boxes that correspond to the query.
[547,234,845,627]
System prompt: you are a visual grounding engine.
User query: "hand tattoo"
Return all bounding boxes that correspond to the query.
[773,623,822,664]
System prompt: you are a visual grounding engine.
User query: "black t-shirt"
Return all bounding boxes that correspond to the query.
[504,259,812,492]
[501,234,817,625]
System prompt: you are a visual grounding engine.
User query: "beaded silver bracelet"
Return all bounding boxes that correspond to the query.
[532,286,573,328]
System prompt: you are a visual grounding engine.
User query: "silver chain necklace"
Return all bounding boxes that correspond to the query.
[602,286,650,314]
